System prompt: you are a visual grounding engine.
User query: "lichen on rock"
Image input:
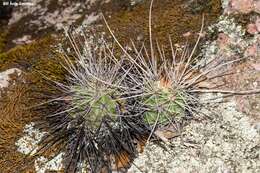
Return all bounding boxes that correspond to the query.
[128,96,260,173]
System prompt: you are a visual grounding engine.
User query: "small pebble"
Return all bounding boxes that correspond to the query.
[217,33,230,49]
[246,23,258,35]
[244,44,258,57]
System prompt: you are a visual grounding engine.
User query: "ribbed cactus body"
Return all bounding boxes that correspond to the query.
[144,79,185,125]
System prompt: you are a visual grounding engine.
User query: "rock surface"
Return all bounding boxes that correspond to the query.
[129,0,260,172]
[0,0,259,173]
[128,98,260,173]
[0,68,21,89]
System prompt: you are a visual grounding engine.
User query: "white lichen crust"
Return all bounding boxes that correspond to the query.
[128,96,260,173]
[0,68,21,89]
[15,122,45,155]
[34,153,64,173]
[16,123,64,172]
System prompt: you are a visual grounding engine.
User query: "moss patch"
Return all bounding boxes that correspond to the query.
[0,30,8,53]
[102,0,222,56]
[0,81,36,173]
[0,35,67,172]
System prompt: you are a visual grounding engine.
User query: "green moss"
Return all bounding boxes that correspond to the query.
[0,30,8,53]
[0,35,69,115]
[103,0,222,58]
[0,35,66,80]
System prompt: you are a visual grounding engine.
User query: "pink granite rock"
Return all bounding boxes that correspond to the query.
[247,23,258,35]
[229,0,254,14]
[255,17,260,32]
[244,44,258,57]
[252,63,260,71]
[254,0,260,14]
